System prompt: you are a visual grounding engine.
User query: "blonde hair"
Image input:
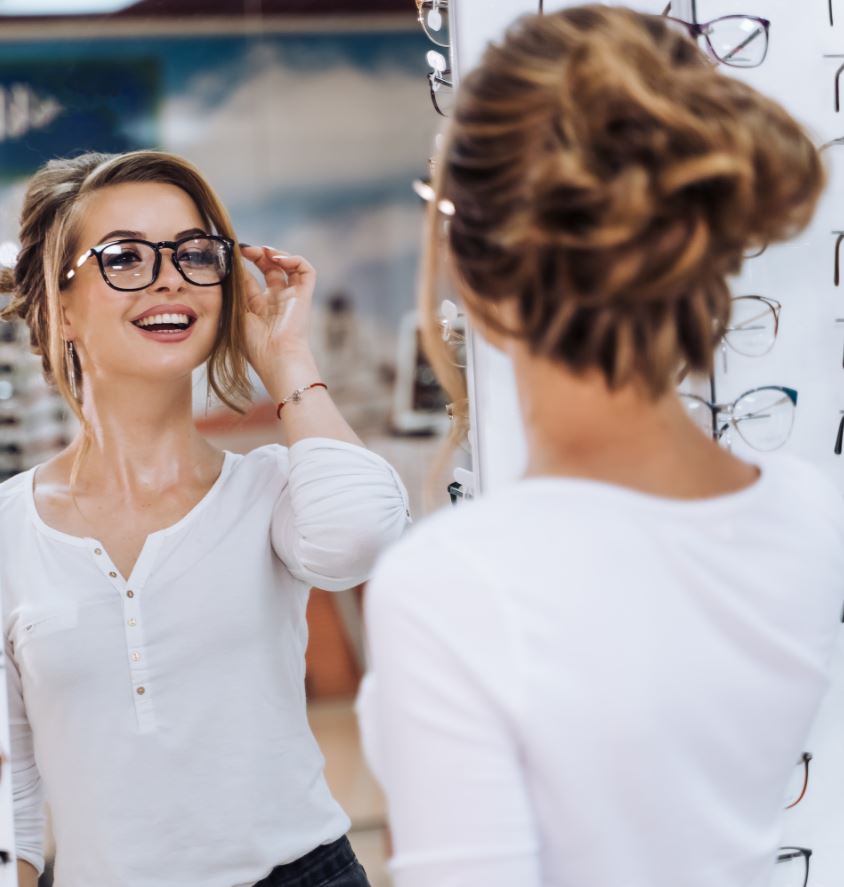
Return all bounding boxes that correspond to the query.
[421,5,824,448]
[0,150,252,476]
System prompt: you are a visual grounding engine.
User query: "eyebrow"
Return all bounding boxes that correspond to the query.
[93,227,209,245]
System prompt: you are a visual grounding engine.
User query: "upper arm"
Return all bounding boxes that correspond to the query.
[270,438,410,591]
[358,543,541,887]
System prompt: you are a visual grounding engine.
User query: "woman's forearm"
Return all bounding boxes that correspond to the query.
[262,348,364,448]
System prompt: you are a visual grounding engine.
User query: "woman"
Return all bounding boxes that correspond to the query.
[358,7,844,887]
[0,150,409,887]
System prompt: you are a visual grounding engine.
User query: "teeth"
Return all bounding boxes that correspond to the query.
[135,313,192,327]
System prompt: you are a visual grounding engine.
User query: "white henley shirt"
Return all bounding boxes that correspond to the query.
[2,438,410,887]
[358,455,844,887]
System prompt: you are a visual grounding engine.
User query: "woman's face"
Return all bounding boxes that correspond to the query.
[61,181,224,388]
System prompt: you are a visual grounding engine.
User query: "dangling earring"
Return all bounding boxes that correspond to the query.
[65,340,78,400]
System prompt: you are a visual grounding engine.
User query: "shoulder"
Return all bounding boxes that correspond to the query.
[226,443,290,490]
[366,483,544,621]
[0,468,32,515]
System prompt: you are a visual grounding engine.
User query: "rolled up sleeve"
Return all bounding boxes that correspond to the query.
[5,635,45,875]
[271,437,411,591]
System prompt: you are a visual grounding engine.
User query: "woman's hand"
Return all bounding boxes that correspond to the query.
[240,245,316,379]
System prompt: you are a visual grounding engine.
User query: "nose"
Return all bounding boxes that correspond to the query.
[150,248,185,291]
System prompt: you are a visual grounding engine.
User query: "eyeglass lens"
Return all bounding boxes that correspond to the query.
[732,388,796,451]
[724,297,779,358]
[703,17,768,68]
[419,0,449,47]
[99,238,230,290]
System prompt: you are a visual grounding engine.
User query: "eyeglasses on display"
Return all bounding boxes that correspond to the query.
[774,847,812,887]
[681,385,798,451]
[426,49,454,117]
[663,13,771,68]
[65,234,234,292]
[720,296,781,371]
[416,0,449,48]
[785,752,812,809]
[835,411,844,455]
[831,0,836,26]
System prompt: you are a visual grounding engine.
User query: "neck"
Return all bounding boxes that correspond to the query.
[69,371,215,494]
[510,345,756,499]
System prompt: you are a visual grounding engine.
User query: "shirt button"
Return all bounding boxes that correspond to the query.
[128,618,137,627]
[136,687,145,695]
[131,652,141,662]
[127,590,135,599]
[94,548,103,556]
[108,571,118,579]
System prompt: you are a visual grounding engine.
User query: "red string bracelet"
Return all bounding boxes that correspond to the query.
[276,382,328,419]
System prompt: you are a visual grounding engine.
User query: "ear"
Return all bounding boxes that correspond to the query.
[58,289,78,342]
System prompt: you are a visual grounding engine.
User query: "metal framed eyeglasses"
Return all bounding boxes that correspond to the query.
[664,14,771,68]
[416,0,449,48]
[720,295,782,371]
[681,385,798,451]
[65,234,234,292]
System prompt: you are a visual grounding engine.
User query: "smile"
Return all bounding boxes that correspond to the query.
[131,312,196,333]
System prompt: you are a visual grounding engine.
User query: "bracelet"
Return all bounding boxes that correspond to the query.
[276,382,328,419]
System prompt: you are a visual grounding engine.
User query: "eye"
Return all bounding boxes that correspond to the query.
[179,248,216,267]
[102,248,143,269]
[102,243,145,271]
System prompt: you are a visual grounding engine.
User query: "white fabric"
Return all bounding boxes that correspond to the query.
[1,438,409,887]
[358,455,844,887]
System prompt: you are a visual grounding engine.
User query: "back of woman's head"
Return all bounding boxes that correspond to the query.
[0,150,250,413]
[425,5,823,398]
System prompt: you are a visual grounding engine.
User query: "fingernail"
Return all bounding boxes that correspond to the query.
[271,255,287,261]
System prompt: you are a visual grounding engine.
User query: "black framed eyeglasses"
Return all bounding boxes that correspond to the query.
[416,0,449,48]
[681,385,798,451]
[775,847,812,887]
[65,234,234,292]
[664,14,770,68]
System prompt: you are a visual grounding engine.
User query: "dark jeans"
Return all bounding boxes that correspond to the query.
[253,836,371,887]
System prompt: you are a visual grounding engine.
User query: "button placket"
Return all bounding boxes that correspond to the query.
[90,541,157,732]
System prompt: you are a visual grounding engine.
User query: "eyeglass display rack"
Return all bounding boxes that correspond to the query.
[0,302,75,486]
[446,0,844,884]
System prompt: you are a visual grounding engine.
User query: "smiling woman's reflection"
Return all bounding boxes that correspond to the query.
[0,150,409,887]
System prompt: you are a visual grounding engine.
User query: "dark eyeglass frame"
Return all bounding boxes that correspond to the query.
[682,385,798,447]
[777,847,812,887]
[416,0,449,48]
[428,68,453,118]
[833,231,844,285]
[786,752,813,809]
[664,14,771,68]
[66,234,235,293]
